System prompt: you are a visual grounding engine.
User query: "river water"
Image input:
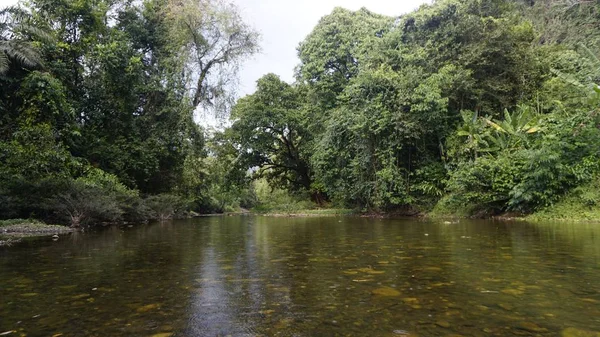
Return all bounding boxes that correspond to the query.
[1,216,599,337]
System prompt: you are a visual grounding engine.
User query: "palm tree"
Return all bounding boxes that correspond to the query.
[0,6,50,74]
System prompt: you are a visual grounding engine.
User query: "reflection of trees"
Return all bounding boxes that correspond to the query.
[183,217,600,335]
[2,217,599,336]
[442,220,600,334]
[0,220,207,335]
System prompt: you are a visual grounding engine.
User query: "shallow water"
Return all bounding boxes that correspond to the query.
[1,216,599,337]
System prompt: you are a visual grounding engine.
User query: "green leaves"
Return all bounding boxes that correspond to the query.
[230,74,313,194]
[297,8,393,110]
[165,0,259,112]
[0,6,50,74]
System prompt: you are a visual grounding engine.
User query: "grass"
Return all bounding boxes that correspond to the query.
[428,195,479,219]
[0,218,46,227]
[529,179,600,222]
[0,219,73,240]
[255,208,355,216]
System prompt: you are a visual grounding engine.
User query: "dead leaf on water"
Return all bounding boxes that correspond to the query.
[71,294,90,300]
[356,268,385,274]
[137,303,160,313]
[260,309,275,315]
[501,289,524,296]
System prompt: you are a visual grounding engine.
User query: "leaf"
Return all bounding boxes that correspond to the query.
[485,119,506,133]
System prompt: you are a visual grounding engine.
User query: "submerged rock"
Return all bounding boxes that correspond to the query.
[561,327,600,337]
[516,322,547,333]
[372,287,401,296]
[498,303,514,311]
[501,288,524,296]
[435,320,451,329]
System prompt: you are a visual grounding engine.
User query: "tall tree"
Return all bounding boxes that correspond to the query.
[230,74,314,195]
[165,0,260,113]
[296,7,392,110]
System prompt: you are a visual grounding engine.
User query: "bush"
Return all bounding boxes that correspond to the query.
[445,152,526,214]
[49,180,123,227]
[252,179,315,213]
[45,168,149,227]
[529,178,600,221]
[442,103,600,216]
[144,194,187,220]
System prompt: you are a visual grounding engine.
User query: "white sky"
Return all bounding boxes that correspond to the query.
[0,0,430,126]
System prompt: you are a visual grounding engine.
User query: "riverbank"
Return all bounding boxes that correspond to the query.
[253,208,356,217]
[254,204,600,223]
[0,219,74,246]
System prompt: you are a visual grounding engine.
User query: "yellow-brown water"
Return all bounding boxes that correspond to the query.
[1,216,599,336]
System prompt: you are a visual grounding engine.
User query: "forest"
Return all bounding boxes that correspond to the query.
[1,0,600,227]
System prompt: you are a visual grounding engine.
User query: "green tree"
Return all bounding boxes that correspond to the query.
[230,74,315,196]
[297,7,392,110]
[165,0,260,112]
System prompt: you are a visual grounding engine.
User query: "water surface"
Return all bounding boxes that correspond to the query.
[1,216,599,336]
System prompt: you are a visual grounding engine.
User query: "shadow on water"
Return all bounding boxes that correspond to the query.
[1,216,599,336]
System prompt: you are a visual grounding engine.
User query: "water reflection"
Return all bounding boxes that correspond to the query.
[1,217,599,336]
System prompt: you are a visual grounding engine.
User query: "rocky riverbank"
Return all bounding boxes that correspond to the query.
[0,220,73,246]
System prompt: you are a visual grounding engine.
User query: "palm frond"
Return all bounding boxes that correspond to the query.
[1,40,42,68]
[0,5,50,74]
[485,119,506,133]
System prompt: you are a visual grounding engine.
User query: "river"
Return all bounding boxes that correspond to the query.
[1,216,599,336]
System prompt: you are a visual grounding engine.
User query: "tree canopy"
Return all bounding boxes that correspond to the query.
[0,0,258,225]
[228,0,600,216]
[2,0,600,224]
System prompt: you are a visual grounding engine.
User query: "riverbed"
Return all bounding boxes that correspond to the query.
[1,216,599,336]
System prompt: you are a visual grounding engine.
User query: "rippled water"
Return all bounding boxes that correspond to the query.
[1,216,599,337]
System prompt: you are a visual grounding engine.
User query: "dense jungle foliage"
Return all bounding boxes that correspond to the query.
[0,0,259,225]
[1,0,600,225]
[226,0,600,217]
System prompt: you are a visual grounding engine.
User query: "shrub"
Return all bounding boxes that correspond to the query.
[252,179,315,213]
[144,194,187,220]
[45,168,149,227]
[49,180,123,227]
[445,152,526,215]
